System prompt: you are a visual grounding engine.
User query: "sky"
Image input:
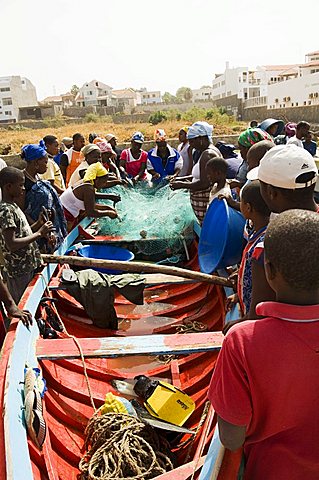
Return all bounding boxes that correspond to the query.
[1,0,319,100]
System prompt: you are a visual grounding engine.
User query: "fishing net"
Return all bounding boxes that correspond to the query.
[98,184,196,259]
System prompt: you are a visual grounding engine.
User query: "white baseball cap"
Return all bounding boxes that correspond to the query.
[247,144,318,189]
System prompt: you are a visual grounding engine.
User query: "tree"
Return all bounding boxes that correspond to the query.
[163,92,177,104]
[71,84,79,96]
[176,87,193,102]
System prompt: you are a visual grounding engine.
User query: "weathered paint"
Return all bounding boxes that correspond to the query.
[3,219,91,480]
[199,427,225,480]
[36,332,224,360]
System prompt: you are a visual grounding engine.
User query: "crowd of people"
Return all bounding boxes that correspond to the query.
[0,115,318,478]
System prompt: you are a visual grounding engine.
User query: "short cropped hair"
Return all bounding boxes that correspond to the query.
[241,180,271,216]
[73,133,83,142]
[43,135,57,146]
[0,166,24,188]
[247,140,274,164]
[206,157,228,174]
[264,209,319,290]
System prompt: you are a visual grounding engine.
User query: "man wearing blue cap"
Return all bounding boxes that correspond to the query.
[119,132,148,184]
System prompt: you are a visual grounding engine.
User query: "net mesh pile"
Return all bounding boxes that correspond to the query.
[98,184,196,257]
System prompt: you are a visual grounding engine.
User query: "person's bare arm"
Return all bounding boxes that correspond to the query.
[0,277,32,327]
[247,259,276,319]
[134,162,147,182]
[82,185,118,218]
[171,150,216,191]
[217,416,246,451]
[2,223,54,252]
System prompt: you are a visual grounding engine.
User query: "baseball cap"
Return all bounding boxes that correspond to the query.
[131,131,144,144]
[247,144,318,189]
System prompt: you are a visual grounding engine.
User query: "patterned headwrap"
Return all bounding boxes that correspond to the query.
[96,141,115,154]
[22,144,47,162]
[154,129,167,142]
[180,126,189,134]
[285,122,297,138]
[187,121,213,141]
[238,128,273,148]
[83,162,108,184]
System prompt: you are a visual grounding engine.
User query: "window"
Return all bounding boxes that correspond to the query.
[304,101,307,105]
[296,102,298,106]
[152,94,156,97]
[4,111,12,115]
[2,98,12,106]
[0,87,10,92]
[308,101,312,105]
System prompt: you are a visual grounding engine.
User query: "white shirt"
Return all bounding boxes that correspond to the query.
[287,136,303,148]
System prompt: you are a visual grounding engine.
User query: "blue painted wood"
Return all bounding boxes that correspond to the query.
[3,219,90,479]
[199,427,224,480]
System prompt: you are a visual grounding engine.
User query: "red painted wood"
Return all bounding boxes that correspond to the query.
[0,239,240,479]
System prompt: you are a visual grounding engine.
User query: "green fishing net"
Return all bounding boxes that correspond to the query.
[98,184,196,258]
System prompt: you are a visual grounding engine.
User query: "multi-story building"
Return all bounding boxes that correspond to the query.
[140,90,162,105]
[192,86,213,102]
[111,89,142,109]
[75,80,113,107]
[0,76,38,123]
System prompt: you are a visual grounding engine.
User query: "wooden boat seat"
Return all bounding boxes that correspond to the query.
[36,331,223,360]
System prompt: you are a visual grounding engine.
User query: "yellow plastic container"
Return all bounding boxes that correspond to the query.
[144,381,195,426]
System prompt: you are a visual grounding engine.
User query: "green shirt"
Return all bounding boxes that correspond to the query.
[0,201,42,278]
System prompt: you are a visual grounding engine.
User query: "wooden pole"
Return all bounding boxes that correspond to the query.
[41,254,232,287]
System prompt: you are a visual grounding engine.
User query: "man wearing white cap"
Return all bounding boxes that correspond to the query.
[234,144,318,324]
[247,144,318,213]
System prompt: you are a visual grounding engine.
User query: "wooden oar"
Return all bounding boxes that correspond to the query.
[41,254,232,287]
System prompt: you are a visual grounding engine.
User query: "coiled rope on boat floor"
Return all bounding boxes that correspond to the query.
[79,412,174,480]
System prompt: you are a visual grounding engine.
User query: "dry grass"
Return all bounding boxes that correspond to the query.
[0,119,245,154]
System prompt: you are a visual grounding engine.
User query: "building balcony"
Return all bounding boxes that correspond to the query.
[243,96,267,108]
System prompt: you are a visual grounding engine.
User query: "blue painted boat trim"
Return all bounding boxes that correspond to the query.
[3,218,92,480]
[199,427,224,480]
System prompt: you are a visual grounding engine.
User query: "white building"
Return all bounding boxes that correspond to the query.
[192,86,213,102]
[0,76,38,123]
[212,64,261,102]
[75,80,113,107]
[141,90,162,105]
[111,89,142,109]
[267,72,319,109]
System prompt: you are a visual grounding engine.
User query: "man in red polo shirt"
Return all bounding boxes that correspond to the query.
[209,209,319,479]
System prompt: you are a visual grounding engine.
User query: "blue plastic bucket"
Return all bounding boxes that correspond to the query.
[198,198,245,273]
[77,244,135,274]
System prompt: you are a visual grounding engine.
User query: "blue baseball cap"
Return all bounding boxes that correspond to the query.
[131,131,144,143]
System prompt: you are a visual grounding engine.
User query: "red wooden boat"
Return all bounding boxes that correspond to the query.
[0,221,241,480]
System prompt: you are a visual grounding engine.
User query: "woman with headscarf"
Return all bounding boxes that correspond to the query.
[258,118,284,139]
[22,144,67,252]
[177,126,192,177]
[147,129,183,184]
[60,162,118,230]
[68,144,123,187]
[170,121,221,223]
[120,132,148,184]
[236,128,273,186]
